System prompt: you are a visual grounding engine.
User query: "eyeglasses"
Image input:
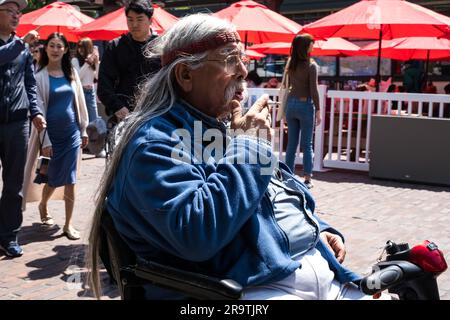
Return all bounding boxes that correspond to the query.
[0,8,22,17]
[205,53,250,75]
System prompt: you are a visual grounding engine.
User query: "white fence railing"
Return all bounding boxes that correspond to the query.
[246,86,450,172]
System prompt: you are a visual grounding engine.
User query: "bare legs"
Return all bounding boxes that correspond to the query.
[40,184,55,210]
[39,184,80,239]
[63,184,75,229]
[62,184,80,239]
[39,184,55,225]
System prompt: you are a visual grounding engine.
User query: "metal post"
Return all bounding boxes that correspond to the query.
[313,85,330,172]
[375,25,383,92]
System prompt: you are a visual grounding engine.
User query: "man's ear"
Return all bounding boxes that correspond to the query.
[174,63,193,93]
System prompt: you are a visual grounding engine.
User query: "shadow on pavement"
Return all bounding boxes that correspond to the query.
[25,244,119,299]
[71,270,119,299]
[18,223,63,245]
[26,244,87,280]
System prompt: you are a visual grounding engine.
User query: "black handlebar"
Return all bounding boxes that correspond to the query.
[360,265,404,295]
[360,260,439,299]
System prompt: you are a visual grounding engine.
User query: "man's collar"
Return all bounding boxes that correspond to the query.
[0,32,15,44]
[178,99,227,132]
[127,30,156,44]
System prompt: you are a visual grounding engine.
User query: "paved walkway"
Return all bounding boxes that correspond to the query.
[1,158,449,300]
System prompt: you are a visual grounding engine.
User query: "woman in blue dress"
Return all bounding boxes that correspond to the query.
[25,33,89,240]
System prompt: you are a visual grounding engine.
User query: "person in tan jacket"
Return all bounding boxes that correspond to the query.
[22,32,88,240]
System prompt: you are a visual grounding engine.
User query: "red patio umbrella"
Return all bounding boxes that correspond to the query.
[213,0,302,45]
[75,5,178,41]
[302,0,450,90]
[16,2,94,42]
[249,38,361,57]
[245,49,266,60]
[303,0,450,40]
[360,36,450,85]
[359,37,450,61]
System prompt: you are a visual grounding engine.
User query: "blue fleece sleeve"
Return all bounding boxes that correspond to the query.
[24,51,40,119]
[123,136,277,261]
[0,38,25,66]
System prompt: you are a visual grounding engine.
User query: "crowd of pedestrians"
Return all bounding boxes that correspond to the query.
[0,0,158,257]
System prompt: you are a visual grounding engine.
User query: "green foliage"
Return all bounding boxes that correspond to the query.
[24,0,55,12]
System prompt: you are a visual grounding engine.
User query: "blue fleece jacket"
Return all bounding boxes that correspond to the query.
[0,35,41,123]
[106,99,360,297]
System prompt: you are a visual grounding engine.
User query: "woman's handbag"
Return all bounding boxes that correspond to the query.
[277,59,291,122]
[33,129,50,184]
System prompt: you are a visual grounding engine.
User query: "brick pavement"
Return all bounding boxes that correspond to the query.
[310,170,450,300]
[0,156,118,300]
[1,158,449,300]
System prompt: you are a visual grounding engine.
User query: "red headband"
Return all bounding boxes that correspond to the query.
[161,31,241,66]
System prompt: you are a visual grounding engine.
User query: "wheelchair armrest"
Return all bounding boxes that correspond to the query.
[132,257,243,300]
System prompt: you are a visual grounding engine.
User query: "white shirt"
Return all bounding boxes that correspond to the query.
[71,57,98,87]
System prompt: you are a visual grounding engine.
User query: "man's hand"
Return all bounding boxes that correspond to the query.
[41,146,52,158]
[32,115,46,132]
[114,107,129,121]
[320,231,346,263]
[22,30,39,45]
[230,94,272,141]
[81,136,88,149]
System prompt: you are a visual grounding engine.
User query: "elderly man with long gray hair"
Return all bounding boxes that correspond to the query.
[87,14,387,300]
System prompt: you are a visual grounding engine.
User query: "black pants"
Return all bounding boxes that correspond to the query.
[0,119,29,243]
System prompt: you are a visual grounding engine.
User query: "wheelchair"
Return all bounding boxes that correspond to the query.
[99,209,447,300]
[99,209,243,300]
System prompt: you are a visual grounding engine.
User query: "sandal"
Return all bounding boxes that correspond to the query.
[39,203,55,226]
[62,227,81,240]
[41,216,55,226]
